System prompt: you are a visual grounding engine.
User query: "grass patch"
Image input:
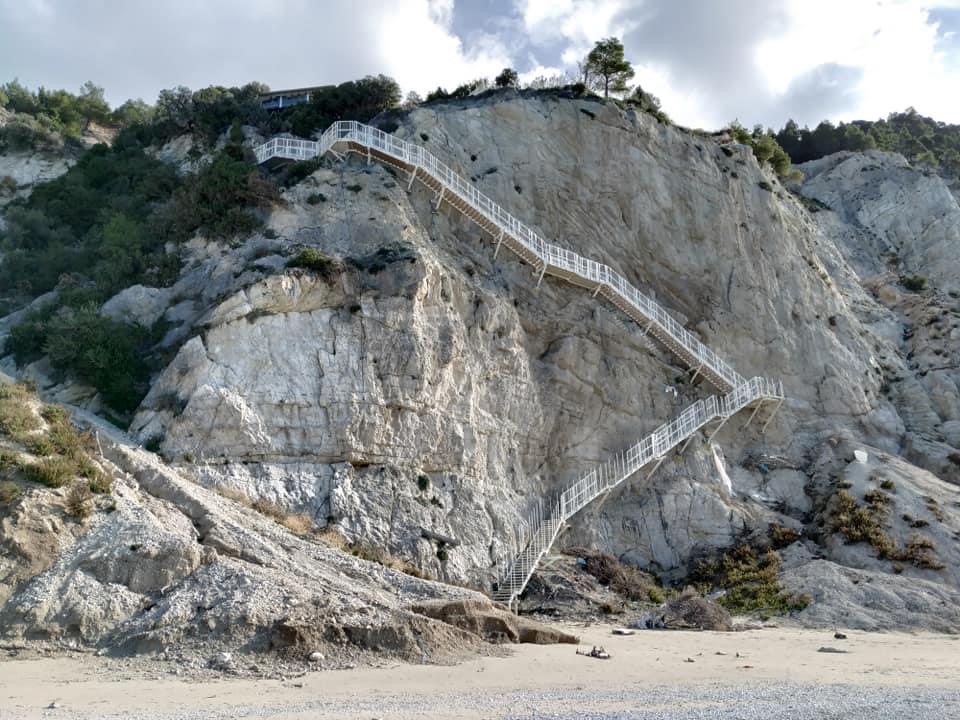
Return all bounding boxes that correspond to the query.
[22,456,75,488]
[320,527,429,579]
[216,487,315,537]
[0,480,21,505]
[250,497,315,536]
[830,489,945,569]
[691,545,811,615]
[0,385,41,440]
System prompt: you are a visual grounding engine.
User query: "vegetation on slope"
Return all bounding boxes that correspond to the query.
[690,544,811,616]
[775,109,960,178]
[0,383,112,521]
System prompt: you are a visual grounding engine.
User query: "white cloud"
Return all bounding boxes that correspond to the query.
[755,0,960,123]
[1,0,958,127]
[519,0,638,63]
[374,1,511,94]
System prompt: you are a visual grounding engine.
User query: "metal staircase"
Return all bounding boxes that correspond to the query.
[255,121,786,610]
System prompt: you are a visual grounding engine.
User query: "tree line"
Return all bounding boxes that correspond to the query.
[774,110,960,178]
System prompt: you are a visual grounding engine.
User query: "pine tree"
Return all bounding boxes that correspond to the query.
[585,37,635,97]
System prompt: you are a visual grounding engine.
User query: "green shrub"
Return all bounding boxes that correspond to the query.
[0,143,181,298]
[41,304,150,413]
[769,524,799,549]
[691,545,810,614]
[287,248,341,280]
[758,180,773,192]
[277,159,322,189]
[171,150,278,239]
[275,75,400,138]
[306,192,326,205]
[417,474,429,492]
[903,275,928,292]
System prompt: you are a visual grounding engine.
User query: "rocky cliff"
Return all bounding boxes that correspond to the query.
[3,92,960,639]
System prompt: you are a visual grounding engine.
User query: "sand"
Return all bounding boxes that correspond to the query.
[2,624,959,719]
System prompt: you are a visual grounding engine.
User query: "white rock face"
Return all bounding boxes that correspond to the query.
[799,150,960,293]
[101,284,173,327]
[129,95,905,589]
[0,151,72,226]
[8,95,958,623]
[0,412,480,662]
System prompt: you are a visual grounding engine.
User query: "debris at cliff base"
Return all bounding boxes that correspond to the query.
[637,590,734,631]
[410,598,579,645]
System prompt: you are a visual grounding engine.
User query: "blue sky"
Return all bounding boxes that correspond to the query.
[1,0,958,130]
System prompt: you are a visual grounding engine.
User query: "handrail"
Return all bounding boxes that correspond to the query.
[491,375,783,606]
[253,122,786,610]
[256,122,746,391]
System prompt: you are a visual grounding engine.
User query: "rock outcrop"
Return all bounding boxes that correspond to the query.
[3,92,959,638]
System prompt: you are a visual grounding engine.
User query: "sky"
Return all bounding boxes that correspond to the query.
[1,0,959,131]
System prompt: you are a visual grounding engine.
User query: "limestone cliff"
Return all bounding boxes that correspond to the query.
[4,93,960,633]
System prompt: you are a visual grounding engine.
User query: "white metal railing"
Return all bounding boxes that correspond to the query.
[256,122,746,390]
[491,375,784,607]
[254,122,786,609]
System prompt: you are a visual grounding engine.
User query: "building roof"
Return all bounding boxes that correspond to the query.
[259,86,328,100]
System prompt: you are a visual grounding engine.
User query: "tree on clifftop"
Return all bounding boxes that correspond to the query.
[585,37,635,97]
[495,68,519,88]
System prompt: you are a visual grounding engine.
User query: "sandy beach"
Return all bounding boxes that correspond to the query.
[3,624,959,719]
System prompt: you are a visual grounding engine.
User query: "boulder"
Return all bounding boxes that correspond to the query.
[102,285,172,328]
[409,598,579,644]
[641,595,733,632]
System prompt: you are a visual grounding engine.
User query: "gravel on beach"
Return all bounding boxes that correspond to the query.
[8,682,958,720]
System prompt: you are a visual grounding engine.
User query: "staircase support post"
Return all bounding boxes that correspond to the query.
[690,365,703,384]
[741,401,764,430]
[706,416,730,444]
[536,262,547,288]
[407,166,418,190]
[494,230,505,258]
[760,397,784,433]
[646,456,665,482]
